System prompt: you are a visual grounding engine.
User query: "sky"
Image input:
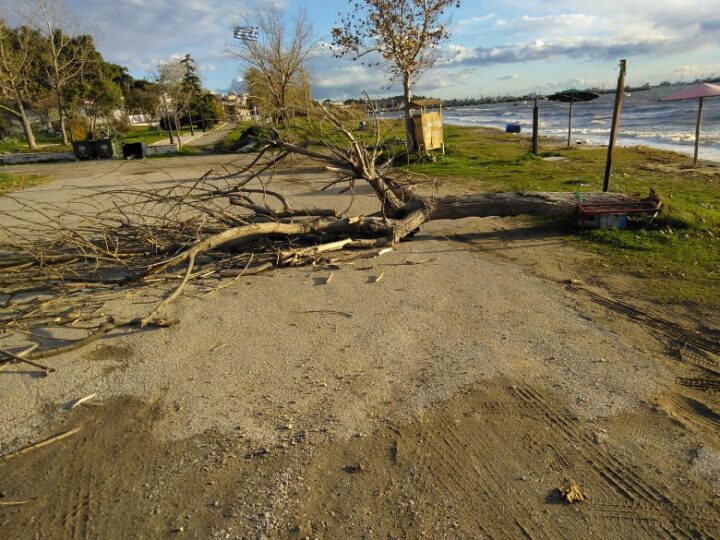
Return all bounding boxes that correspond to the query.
[67,0,720,100]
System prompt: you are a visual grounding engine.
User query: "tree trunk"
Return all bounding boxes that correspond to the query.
[402,73,414,152]
[188,112,195,136]
[427,191,642,221]
[57,96,69,145]
[18,105,38,151]
[173,113,182,147]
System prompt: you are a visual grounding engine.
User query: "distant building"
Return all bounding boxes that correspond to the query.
[217,93,252,121]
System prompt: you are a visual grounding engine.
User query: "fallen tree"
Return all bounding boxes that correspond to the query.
[0,107,659,369]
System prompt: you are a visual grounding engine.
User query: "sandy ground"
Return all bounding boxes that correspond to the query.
[0,155,719,539]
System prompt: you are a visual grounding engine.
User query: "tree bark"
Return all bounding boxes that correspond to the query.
[18,104,37,150]
[428,191,643,221]
[173,113,182,147]
[57,96,69,145]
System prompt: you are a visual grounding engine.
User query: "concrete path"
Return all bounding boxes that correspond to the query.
[148,122,235,149]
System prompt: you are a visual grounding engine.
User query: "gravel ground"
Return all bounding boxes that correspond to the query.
[0,154,718,539]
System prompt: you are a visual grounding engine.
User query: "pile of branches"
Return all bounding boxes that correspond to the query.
[0,108,655,373]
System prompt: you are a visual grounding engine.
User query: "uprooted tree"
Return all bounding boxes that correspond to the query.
[0,108,657,372]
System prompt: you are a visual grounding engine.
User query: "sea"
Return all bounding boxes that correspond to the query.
[414,86,720,162]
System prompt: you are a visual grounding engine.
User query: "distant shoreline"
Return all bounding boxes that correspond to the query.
[441,120,720,166]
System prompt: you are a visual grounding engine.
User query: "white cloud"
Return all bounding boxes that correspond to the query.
[494,13,599,31]
[457,13,496,26]
[673,63,720,76]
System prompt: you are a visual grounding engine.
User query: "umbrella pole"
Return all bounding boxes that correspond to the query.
[694,97,704,167]
[532,97,539,155]
[567,96,574,147]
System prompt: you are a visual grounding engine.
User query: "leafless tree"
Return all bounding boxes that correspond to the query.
[231,8,317,123]
[25,0,91,145]
[155,60,187,147]
[332,0,460,150]
[0,21,41,149]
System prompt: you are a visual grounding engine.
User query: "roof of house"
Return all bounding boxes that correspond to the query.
[409,98,442,108]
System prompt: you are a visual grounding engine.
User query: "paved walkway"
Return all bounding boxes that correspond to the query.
[148,122,235,148]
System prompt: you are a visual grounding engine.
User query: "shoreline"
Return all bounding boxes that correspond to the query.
[442,120,720,166]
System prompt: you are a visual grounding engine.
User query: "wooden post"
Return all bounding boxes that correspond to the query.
[694,97,704,167]
[603,59,627,192]
[532,97,539,155]
[567,95,574,147]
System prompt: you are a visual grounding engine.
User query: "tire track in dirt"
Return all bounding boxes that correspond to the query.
[514,384,719,538]
[565,285,720,358]
[389,380,718,538]
[681,377,720,392]
[660,394,720,433]
[516,385,670,505]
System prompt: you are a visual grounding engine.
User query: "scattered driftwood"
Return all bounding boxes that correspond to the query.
[0,106,660,366]
[3,427,81,461]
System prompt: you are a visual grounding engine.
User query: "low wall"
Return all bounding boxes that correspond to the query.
[0,152,75,165]
[146,143,179,157]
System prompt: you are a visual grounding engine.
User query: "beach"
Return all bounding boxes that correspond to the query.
[399,87,720,162]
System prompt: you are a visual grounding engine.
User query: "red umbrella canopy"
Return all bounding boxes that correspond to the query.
[659,82,720,101]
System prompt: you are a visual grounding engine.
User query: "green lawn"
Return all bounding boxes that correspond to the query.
[121,126,192,145]
[216,121,259,152]
[0,132,70,154]
[0,172,48,194]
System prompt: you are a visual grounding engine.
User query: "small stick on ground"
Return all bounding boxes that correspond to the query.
[0,345,53,374]
[0,500,33,507]
[69,393,97,410]
[3,427,81,461]
[297,310,353,319]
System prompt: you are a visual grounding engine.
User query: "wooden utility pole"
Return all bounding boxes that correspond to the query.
[532,97,539,155]
[694,97,705,167]
[603,59,627,192]
[567,95,574,147]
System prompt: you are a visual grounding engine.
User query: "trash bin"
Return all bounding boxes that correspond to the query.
[122,142,147,160]
[72,140,95,160]
[93,139,117,159]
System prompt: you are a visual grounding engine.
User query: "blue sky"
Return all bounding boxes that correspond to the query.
[68,0,720,100]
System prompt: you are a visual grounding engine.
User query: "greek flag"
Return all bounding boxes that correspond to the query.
[233,26,259,42]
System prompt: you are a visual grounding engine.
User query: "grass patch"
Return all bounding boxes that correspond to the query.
[0,132,71,154]
[0,172,48,194]
[215,121,260,152]
[121,126,192,145]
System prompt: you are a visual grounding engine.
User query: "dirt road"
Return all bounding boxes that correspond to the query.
[0,155,718,539]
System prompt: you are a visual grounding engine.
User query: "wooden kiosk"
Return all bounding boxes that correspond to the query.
[409,98,444,155]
